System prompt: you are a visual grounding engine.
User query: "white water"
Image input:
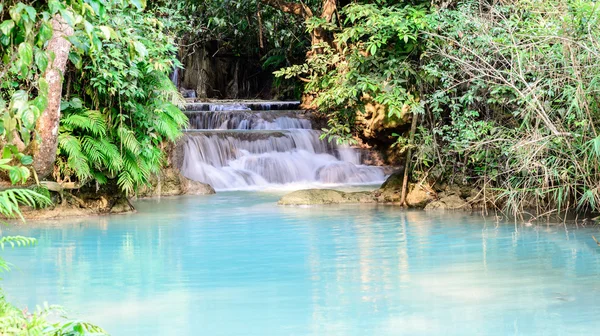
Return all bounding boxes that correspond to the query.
[181,103,385,190]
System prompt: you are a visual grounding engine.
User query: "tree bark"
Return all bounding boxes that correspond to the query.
[400,113,419,206]
[260,0,337,56]
[311,0,336,50]
[33,15,73,179]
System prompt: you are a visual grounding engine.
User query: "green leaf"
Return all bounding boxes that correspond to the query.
[20,128,31,146]
[0,20,15,36]
[70,98,83,109]
[11,90,29,113]
[68,52,82,69]
[9,6,22,24]
[24,6,36,21]
[87,0,104,16]
[18,43,33,66]
[19,155,33,166]
[131,0,147,10]
[38,77,49,95]
[84,20,94,35]
[48,0,63,14]
[8,168,21,185]
[133,41,148,58]
[98,26,113,40]
[37,21,53,46]
[34,49,48,72]
[59,9,75,27]
[19,166,30,183]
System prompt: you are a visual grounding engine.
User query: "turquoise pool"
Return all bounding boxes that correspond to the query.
[2,191,600,335]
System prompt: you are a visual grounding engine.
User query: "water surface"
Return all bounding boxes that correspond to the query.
[2,192,600,335]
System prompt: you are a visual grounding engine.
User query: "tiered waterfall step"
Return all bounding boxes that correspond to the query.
[184,110,310,130]
[179,100,385,190]
[185,100,301,111]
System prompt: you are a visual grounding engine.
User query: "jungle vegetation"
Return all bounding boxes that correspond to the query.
[1,0,600,333]
[269,0,600,218]
[154,0,600,217]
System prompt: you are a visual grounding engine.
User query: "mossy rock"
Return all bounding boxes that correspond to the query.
[406,183,436,208]
[380,171,404,191]
[424,195,472,211]
[278,189,376,205]
[278,189,348,205]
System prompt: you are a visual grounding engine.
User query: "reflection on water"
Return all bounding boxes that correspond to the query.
[2,191,600,335]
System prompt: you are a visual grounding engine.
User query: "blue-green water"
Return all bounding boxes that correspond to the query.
[2,191,600,335]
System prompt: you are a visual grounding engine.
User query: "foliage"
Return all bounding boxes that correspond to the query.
[416,0,600,216]
[277,0,600,216]
[275,2,429,142]
[0,0,111,174]
[1,0,187,195]
[52,1,187,195]
[152,0,313,58]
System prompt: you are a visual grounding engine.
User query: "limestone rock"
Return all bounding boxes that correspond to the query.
[278,189,376,205]
[278,189,348,205]
[373,171,404,203]
[344,191,376,203]
[444,184,475,198]
[380,171,404,191]
[181,178,216,195]
[425,195,472,211]
[110,197,135,214]
[136,167,216,198]
[406,184,436,208]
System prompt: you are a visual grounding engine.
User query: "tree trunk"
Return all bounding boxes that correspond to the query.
[310,0,336,54]
[33,15,73,179]
[260,0,337,55]
[400,113,419,206]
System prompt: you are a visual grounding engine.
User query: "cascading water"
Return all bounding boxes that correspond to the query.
[180,101,385,190]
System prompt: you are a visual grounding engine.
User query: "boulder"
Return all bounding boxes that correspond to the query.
[344,191,376,203]
[136,168,216,198]
[380,171,404,191]
[406,184,436,208]
[277,189,376,205]
[181,178,216,195]
[278,189,348,205]
[373,171,403,203]
[424,195,472,211]
[110,197,135,214]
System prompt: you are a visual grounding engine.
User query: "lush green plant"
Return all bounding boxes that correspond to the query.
[275,0,600,216]
[416,0,600,216]
[275,2,429,143]
[52,1,187,195]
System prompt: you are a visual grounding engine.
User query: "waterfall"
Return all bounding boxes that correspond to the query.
[181,101,385,190]
[171,67,179,87]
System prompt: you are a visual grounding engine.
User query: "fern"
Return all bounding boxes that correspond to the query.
[117,126,142,155]
[61,110,107,137]
[0,189,52,221]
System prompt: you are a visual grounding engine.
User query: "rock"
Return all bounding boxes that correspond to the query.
[424,195,472,211]
[406,184,436,208]
[444,184,475,198]
[375,173,436,206]
[380,171,404,190]
[110,197,135,214]
[136,167,216,198]
[344,191,376,203]
[181,178,216,195]
[373,171,404,203]
[277,189,376,205]
[278,189,348,205]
